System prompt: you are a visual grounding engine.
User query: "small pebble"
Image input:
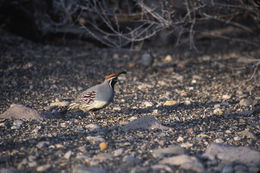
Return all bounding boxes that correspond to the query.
[55,144,64,149]
[215,138,224,143]
[36,164,51,172]
[99,142,108,151]
[222,165,233,173]
[64,150,72,159]
[177,136,184,142]
[214,108,223,115]
[234,136,241,141]
[113,148,124,157]
[123,155,135,163]
[142,101,153,108]
[164,55,172,62]
[222,95,231,100]
[239,99,253,106]
[180,142,193,148]
[164,100,177,106]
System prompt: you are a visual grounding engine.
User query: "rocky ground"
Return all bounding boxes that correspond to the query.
[0,31,260,173]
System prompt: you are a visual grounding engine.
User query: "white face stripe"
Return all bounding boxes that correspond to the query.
[108,77,117,88]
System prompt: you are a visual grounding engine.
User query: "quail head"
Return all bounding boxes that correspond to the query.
[68,71,126,112]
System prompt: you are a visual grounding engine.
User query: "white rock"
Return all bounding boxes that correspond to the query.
[222,95,231,100]
[141,53,153,67]
[122,116,169,131]
[0,104,44,121]
[233,136,241,141]
[159,154,204,173]
[123,155,135,163]
[152,145,184,158]
[164,55,172,62]
[203,143,260,167]
[142,101,153,108]
[36,164,51,172]
[152,164,172,172]
[73,165,106,173]
[86,136,105,143]
[64,150,72,159]
[180,142,193,148]
[85,124,101,131]
[177,136,184,142]
[92,153,112,163]
[215,138,224,143]
[113,148,124,157]
[36,141,50,148]
[222,165,233,173]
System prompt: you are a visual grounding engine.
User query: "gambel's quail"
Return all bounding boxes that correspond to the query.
[68,71,126,112]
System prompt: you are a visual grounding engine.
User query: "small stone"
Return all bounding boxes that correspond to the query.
[92,153,112,163]
[113,54,119,59]
[99,142,108,151]
[28,161,37,167]
[177,136,184,142]
[72,165,107,173]
[158,81,167,86]
[214,104,221,109]
[172,73,184,81]
[86,136,105,143]
[85,124,101,131]
[164,55,172,62]
[128,63,135,68]
[248,166,259,173]
[137,83,153,90]
[152,109,158,115]
[36,141,50,148]
[141,53,153,67]
[64,150,72,159]
[0,168,19,173]
[238,129,256,139]
[225,130,232,134]
[123,155,135,163]
[222,165,233,173]
[202,143,260,167]
[122,116,169,131]
[221,101,229,106]
[142,101,153,108]
[152,145,184,158]
[239,99,253,106]
[113,106,121,111]
[36,164,51,172]
[191,79,196,84]
[234,165,248,173]
[55,144,64,149]
[13,119,24,127]
[152,165,172,172]
[180,142,193,148]
[0,104,45,121]
[113,148,124,157]
[215,138,224,143]
[234,136,241,141]
[60,123,66,128]
[184,100,191,105]
[222,95,231,100]
[214,108,223,115]
[159,154,204,173]
[163,100,177,106]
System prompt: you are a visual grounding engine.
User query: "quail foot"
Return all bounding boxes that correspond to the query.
[68,71,127,113]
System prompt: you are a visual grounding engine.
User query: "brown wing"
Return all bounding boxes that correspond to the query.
[80,90,96,105]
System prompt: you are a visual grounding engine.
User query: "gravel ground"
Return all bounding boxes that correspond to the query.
[0,31,260,173]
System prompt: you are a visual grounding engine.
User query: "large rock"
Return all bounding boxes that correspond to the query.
[0,104,49,121]
[203,143,260,167]
[122,116,170,131]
